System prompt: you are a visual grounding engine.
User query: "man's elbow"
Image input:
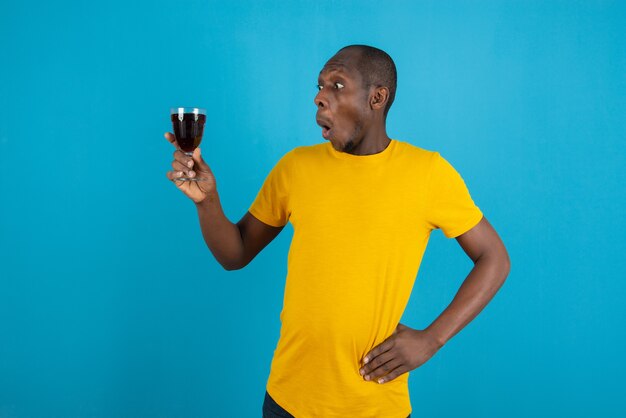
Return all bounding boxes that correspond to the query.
[498,247,511,283]
[222,263,240,271]
[221,260,243,271]
[220,256,250,271]
[479,245,510,285]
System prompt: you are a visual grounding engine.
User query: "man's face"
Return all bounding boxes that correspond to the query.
[314,51,372,153]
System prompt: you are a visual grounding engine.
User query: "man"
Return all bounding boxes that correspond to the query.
[165,45,510,418]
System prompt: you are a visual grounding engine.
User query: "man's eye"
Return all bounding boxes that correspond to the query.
[334,82,344,89]
[316,84,323,91]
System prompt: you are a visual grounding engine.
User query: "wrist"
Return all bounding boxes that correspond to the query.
[424,326,447,350]
[195,189,219,207]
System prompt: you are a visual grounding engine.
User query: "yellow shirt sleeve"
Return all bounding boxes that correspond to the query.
[426,152,483,238]
[248,151,293,227]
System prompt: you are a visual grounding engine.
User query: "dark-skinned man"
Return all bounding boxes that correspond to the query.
[165,45,510,418]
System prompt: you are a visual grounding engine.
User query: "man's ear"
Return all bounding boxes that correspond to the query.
[370,87,390,111]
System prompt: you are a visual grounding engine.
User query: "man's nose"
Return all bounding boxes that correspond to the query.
[314,91,327,108]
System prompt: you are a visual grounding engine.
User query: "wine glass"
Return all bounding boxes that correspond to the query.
[170,107,206,181]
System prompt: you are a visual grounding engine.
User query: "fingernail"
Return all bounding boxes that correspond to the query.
[359,369,364,376]
[187,160,193,167]
[176,171,183,177]
[365,375,370,381]
[378,378,384,384]
[189,171,195,177]
[364,357,369,364]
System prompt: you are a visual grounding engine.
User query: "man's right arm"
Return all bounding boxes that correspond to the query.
[165,131,283,271]
[195,193,284,270]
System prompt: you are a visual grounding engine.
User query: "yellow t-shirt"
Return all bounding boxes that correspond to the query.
[249,139,483,418]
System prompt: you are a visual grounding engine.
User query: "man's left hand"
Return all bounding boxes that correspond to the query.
[359,323,442,384]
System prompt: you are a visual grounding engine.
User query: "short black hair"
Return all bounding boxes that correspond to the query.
[338,45,397,117]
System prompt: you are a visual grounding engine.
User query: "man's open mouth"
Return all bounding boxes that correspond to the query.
[316,117,333,140]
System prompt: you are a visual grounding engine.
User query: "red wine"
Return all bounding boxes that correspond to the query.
[171,113,206,153]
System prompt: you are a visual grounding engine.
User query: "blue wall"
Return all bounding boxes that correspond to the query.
[1,1,624,417]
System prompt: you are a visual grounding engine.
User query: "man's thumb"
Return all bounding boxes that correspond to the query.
[193,147,210,171]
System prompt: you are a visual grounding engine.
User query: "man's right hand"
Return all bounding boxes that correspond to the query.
[165,132,217,203]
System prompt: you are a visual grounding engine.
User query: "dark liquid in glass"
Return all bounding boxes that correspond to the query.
[171,113,206,153]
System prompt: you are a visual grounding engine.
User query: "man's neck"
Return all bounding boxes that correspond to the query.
[346,124,391,156]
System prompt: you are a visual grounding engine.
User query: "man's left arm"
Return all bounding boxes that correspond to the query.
[359,217,510,384]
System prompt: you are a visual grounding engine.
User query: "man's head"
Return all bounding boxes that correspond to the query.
[315,45,397,153]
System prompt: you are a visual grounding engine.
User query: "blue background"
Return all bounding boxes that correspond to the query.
[1,1,624,417]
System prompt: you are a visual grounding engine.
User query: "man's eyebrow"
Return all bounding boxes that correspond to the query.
[318,68,349,84]
[318,75,347,83]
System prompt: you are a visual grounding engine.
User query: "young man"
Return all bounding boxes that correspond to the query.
[165,45,510,418]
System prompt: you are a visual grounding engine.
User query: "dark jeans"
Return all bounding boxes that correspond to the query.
[262,391,411,418]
